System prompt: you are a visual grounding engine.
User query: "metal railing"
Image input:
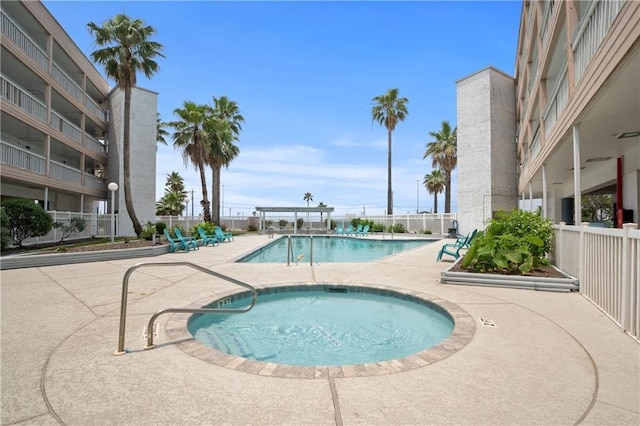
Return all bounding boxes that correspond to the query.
[50,111,82,144]
[115,262,257,354]
[1,10,49,71]
[85,95,106,121]
[85,134,107,155]
[0,140,46,174]
[84,173,106,191]
[553,222,640,341]
[52,62,82,102]
[1,74,48,122]
[49,160,82,185]
[543,66,568,138]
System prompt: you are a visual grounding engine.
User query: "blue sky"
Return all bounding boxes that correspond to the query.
[43,1,522,217]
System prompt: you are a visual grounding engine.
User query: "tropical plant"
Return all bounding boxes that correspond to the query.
[171,101,212,222]
[317,201,327,222]
[156,113,169,146]
[139,222,157,240]
[371,88,409,215]
[303,192,313,223]
[424,120,457,213]
[88,14,164,236]
[278,219,288,229]
[155,222,167,235]
[1,199,54,247]
[423,169,445,214]
[1,208,10,250]
[189,221,216,238]
[156,172,188,215]
[462,209,554,274]
[296,217,304,230]
[582,194,613,223]
[53,217,86,244]
[208,96,243,224]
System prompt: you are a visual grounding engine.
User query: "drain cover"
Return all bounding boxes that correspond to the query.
[480,317,496,327]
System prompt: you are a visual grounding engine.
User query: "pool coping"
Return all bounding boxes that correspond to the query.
[165,282,476,379]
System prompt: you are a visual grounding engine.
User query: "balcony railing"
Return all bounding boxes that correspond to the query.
[50,111,82,144]
[2,10,108,124]
[52,63,82,102]
[1,10,48,71]
[85,94,106,121]
[84,173,106,191]
[1,74,49,123]
[572,0,625,83]
[0,140,46,174]
[543,67,568,137]
[530,129,540,162]
[86,134,107,155]
[540,0,556,46]
[49,160,82,185]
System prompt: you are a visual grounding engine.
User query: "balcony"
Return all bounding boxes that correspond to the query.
[0,140,46,174]
[1,9,107,124]
[543,67,569,138]
[2,75,107,157]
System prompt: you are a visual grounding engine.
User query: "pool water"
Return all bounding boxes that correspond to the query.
[188,288,454,366]
[237,236,433,263]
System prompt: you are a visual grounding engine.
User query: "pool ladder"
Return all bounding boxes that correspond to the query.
[287,234,317,266]
[114,261,257,355]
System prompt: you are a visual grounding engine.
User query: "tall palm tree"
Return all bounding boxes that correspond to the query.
[170,101,212,222]
[88,14,164,237]
[423,169,445,214]
[371,88,409,215]
[304,192,313,223]
[155,191,185,216]
[424,120,457,213]
[208,96,244,224]
[164,171,187,200]
[317,201,327,223]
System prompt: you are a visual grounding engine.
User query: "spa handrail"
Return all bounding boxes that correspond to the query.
[115,261,257,355]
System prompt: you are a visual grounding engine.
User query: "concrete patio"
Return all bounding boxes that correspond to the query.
[1,234,638,425]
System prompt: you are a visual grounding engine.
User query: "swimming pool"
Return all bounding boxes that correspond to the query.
[237,235,433,263]
[188,285,454,366]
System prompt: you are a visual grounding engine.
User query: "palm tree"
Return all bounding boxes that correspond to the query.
[164,171,187,200]
[371,88,409,215]
[317,201,327,223]
[208,96,244,224]
[170,101,212,222]
[88,14,164,237]
[156,113,169,147]
[424,120,457,213]
[303,192,313,224]
[155,191,185,216]
[423,169,445,214]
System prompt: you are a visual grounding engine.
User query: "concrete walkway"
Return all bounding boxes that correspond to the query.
[1,234,638,425]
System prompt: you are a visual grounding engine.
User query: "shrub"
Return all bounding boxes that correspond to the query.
[247,223,258,232]
[371,222,385,232]
[139,222,157,240]
[168,224,186,239]
[462,209,553,274]
[189,222,216,237]
[422,229,432,234]
[278,219,288,229]
[392,223,406,233]
[1,208,10,250]
[53,217,86,244]
[329,219,337,230]
[155,222,167,235]
[1,199,54,247]
[296,218,304,229]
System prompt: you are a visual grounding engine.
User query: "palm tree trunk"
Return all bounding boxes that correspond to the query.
[434,194,438,214]
[211,165,221,224]
[444,169,452,213]
[123,87,143,236]
[198,163,211,222]
[387,129,393,215]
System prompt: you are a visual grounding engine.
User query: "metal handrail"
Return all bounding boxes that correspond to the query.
[115,261,257,355]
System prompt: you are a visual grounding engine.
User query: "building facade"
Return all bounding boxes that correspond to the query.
[458,0,639,231]
[1,0,157,237]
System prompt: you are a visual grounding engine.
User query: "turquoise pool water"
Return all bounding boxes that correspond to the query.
[237,236,433,263]
[188,287,454,366]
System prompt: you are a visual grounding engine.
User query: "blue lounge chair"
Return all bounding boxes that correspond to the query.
[436,229,477,261]
[163,229,190,253]
[353,224,363,236]
[335,225,345,235]
[197,227,219,247]
[174,228,199,251]
[345,224,354,235]
[215,226,234,242]
[356,224,370,237]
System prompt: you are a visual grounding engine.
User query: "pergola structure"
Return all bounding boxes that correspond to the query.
[255,206,335,234]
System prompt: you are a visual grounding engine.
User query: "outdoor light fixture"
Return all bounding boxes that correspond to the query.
[108,182,118,243]
[616,131,640,139]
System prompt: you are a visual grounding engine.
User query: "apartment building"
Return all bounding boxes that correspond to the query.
[457,0,639,233]
[1,0,157,237]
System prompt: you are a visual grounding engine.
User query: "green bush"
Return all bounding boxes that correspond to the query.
[155,222,167,235]
[189,222,216,237]
[247,223,258,232]
[168,224,186,239]
[462,209,553,275]
[278,219,288,229]
[329,219,337,230]
[1,199,53,247]
[371,222,385,232]
[422,229,432,234]
[1,208,10,250]
[296,218,304,229]
[140,222,157,240]
[53,217,86,244]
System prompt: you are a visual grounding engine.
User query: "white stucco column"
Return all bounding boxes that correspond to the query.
[528,182,533,212]
[542,164,548,219]
[572,125,582,226]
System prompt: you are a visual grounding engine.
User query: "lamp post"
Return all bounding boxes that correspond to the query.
[416,179,420,213]
[107,182,118,243]
[222,184,225,221]
[190,189,194,217]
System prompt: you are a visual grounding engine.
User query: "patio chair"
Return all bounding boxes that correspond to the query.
[344,224,354,235]
[215,226,234,242]
[163,229,190,253]
[355,224,370,237]
[197,227,219,247]
[436,230,476,261]
[174,228,199,251]
[353,224,364,236]
[335,225,345,235]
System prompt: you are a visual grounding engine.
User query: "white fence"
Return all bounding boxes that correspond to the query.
[18,211,116,246]
[553,222,640,341]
